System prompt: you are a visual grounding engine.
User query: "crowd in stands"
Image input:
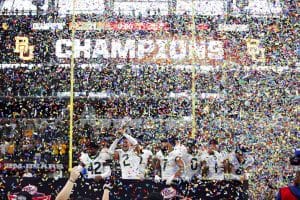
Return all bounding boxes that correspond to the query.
[0,0,299,199]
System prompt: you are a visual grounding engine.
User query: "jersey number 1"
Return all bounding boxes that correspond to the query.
[191,158,198,170]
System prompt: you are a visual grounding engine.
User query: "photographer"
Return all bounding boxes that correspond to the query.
[276,149,300,200]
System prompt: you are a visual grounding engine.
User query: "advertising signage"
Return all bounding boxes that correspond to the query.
[2,17,296,67]
[2,33,266,66]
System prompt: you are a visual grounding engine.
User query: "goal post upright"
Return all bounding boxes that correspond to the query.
[68,0,76,172]
[191,0,197,139]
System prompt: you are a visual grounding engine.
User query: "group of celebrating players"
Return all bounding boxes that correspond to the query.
[79,131,254,184]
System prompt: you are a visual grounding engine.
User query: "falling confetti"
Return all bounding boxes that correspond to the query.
[0,0,299,199]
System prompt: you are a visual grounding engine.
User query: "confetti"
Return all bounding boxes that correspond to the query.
[0,0,299,199]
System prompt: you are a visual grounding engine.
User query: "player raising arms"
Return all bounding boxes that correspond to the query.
[154,138,185,185]
[110,130,143,180]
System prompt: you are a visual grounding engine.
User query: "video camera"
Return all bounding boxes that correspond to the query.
[290,149,300,166]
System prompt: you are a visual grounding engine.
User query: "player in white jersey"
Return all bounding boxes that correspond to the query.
[112,132,142,179]
[79,141,111,180]
[201,139,227,180]
[134,144,153,179]
[225,145,254,181]
[154,138,185,185]
[182,139,202,182]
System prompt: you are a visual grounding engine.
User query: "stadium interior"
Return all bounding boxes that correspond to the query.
[0,0,299,199]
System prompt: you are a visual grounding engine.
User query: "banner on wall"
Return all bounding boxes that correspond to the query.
[0,162,64,170]
[69,21,170,31]
[218,24,249,32]
[55,38,225,61]
[0,22,286,66]
[176,0,283,17]
[32,23,65,30]
[68,21,211,31]
[54,36,267,65]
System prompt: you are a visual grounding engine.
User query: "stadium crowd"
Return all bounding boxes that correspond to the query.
[0,0,299,199]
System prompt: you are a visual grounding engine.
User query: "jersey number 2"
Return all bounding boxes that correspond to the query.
[88,162,102,174]
[123,154,130,166]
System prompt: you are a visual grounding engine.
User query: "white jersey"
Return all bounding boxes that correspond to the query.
[182,152,201,180]
[201,151,226,180]
[137,149,153,179]
[117,149,141,179]
[80,148,111,179]
[174,144,187,155]
[156,150,182,180]
[227,152,254,178]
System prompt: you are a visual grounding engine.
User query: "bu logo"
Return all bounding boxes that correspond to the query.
[14,36,34,61]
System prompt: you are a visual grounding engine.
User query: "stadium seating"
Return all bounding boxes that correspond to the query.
[0,0,299,199]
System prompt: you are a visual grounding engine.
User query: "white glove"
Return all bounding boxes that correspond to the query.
[154,175,162,183]
[166,175,175,185]
[79,152,90,166]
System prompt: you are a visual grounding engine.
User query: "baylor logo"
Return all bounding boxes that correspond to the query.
[14,36,34,61]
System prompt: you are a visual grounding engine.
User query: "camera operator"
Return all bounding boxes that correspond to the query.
[276,149,300,200]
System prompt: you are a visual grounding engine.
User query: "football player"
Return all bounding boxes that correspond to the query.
[200,139,227,180]
[182,139,202,182]
[134,143,153,179]
[112,132,142,179]
[225,145,254,181]
[174,137,188,155]
[79,141,111,180]
[154,138,185,185]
